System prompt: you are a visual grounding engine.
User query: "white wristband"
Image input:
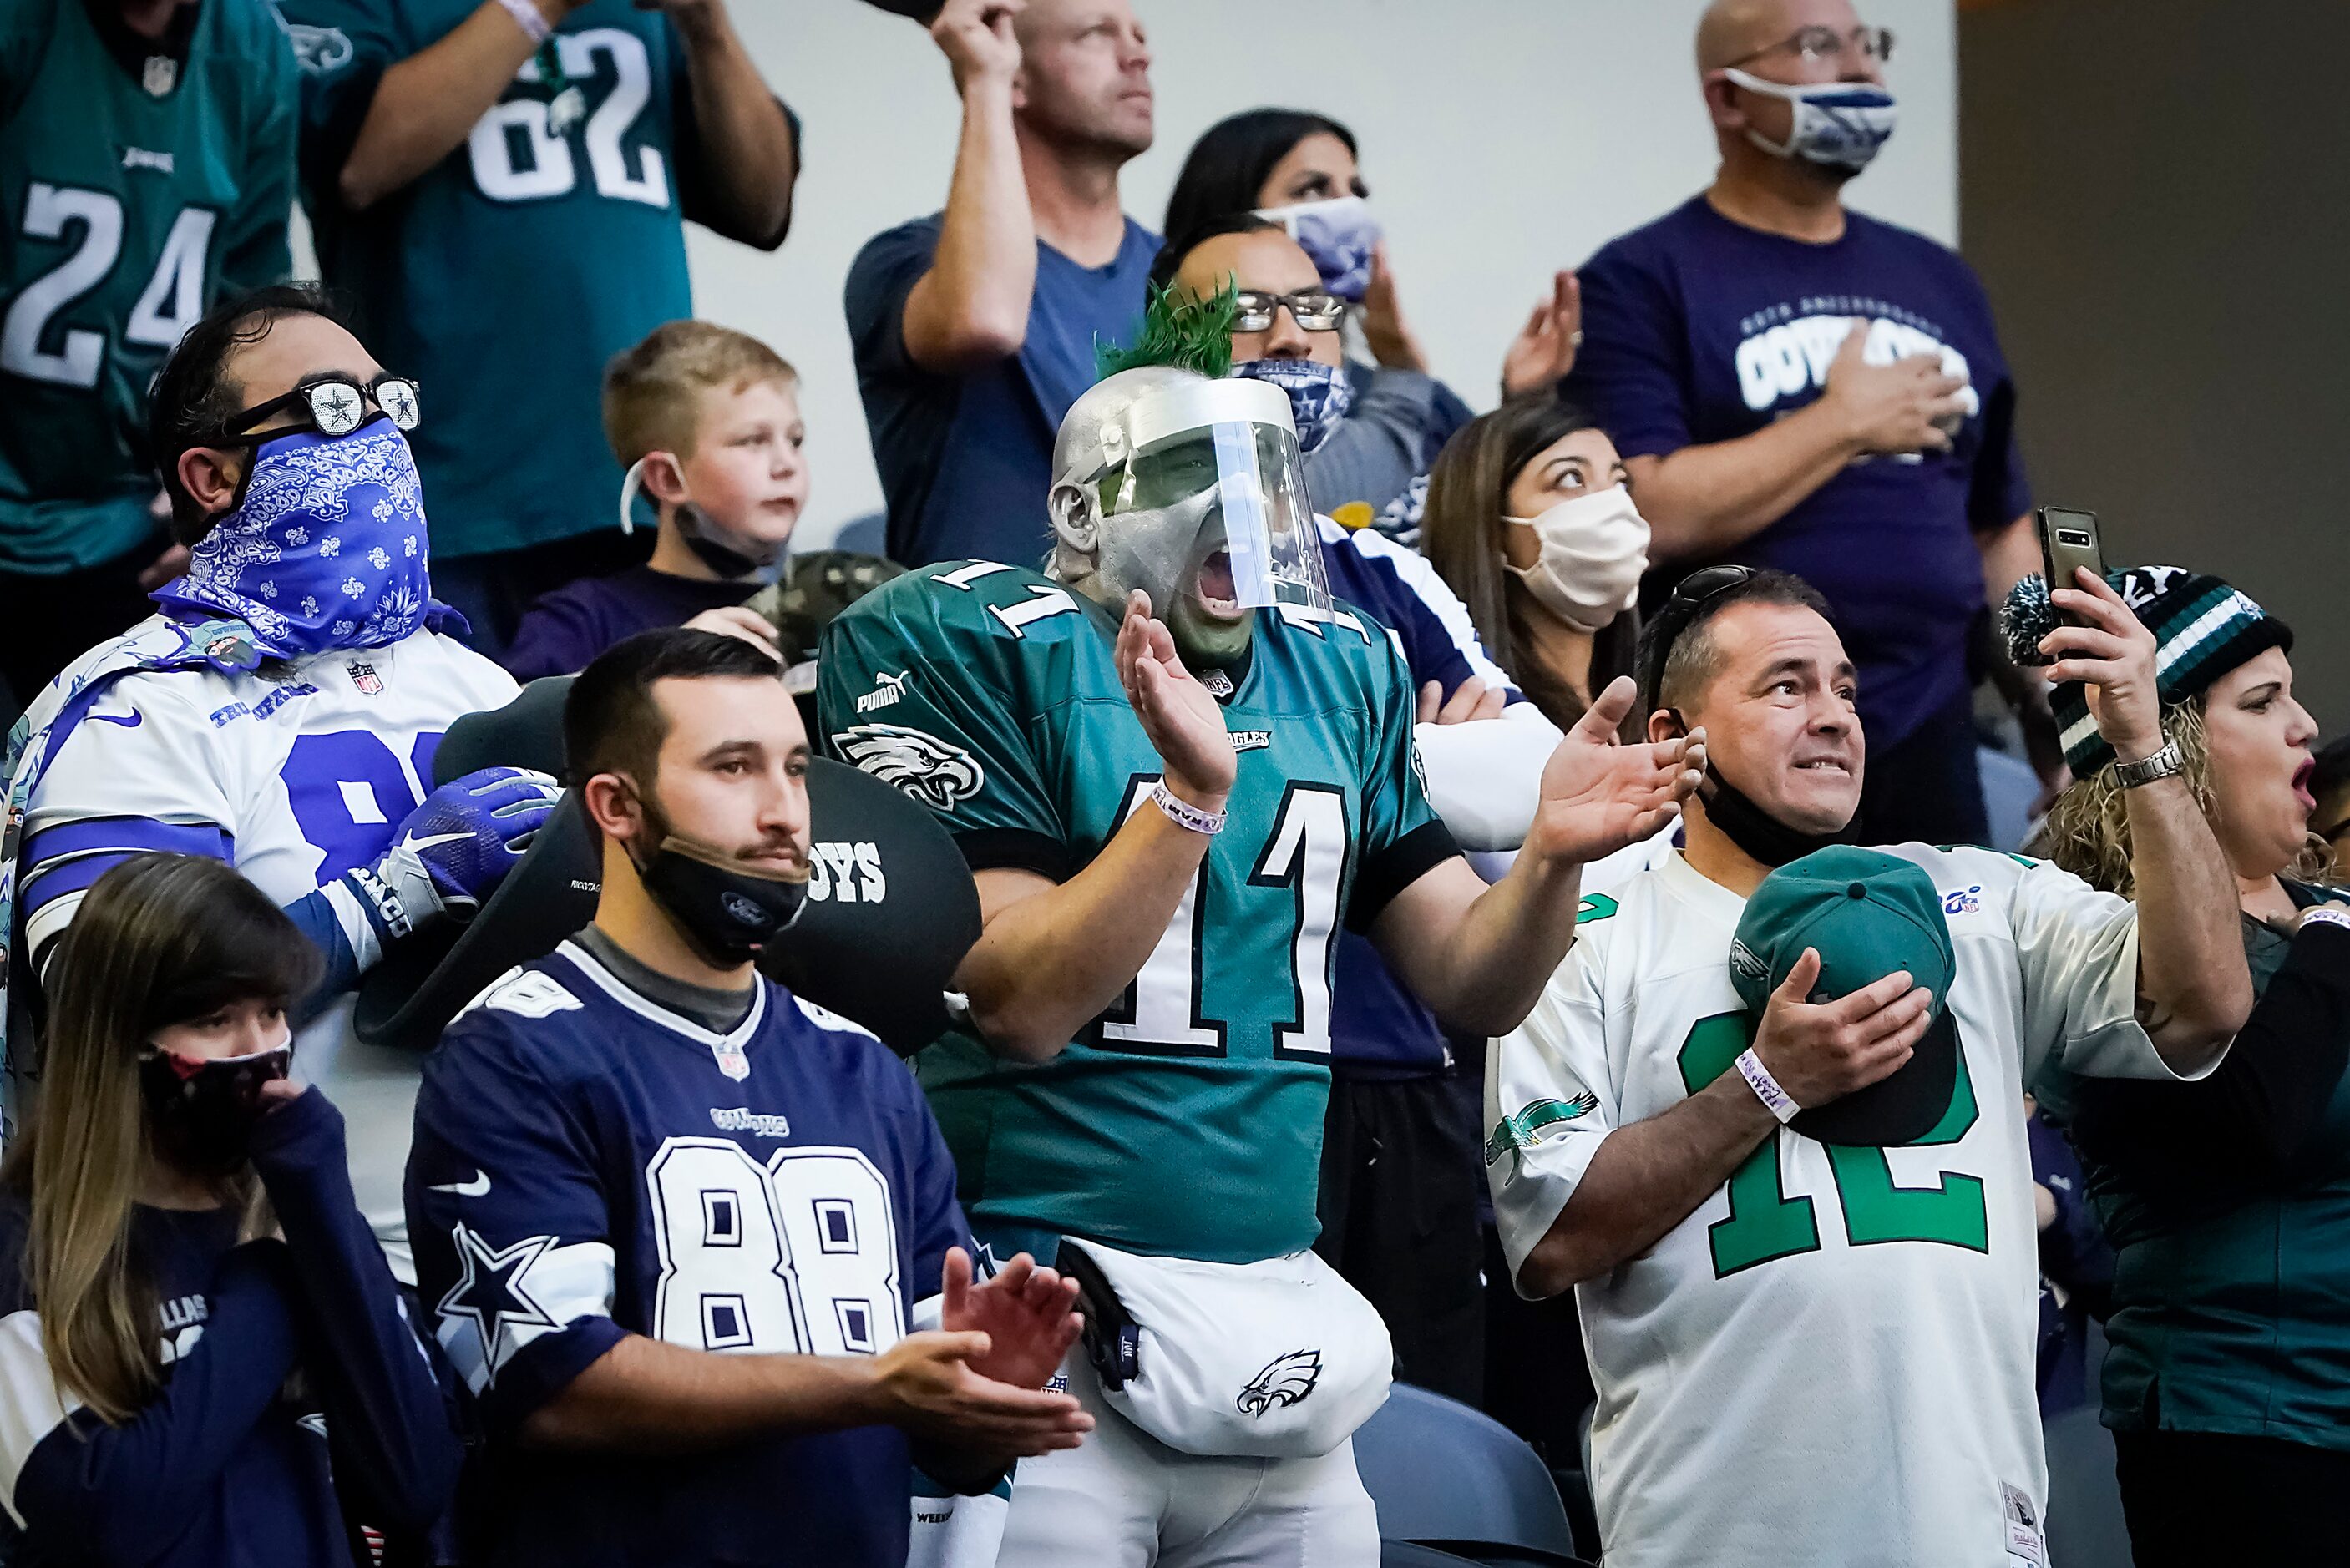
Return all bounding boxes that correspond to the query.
[1152,781,1226,837]
[494,0,552,46]
[1735,1047,1801,1124]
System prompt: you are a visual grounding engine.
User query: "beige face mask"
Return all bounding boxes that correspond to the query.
[1502,484,1651,632]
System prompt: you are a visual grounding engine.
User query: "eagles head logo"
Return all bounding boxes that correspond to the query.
[833,723,985,812]
[1237,1348,1322,1417]
[1484,1093,1600,1176]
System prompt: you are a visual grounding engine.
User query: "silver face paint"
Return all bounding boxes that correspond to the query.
[1049,369,1329,670]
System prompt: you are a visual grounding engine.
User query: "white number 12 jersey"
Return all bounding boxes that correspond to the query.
[1487,845,2195,1568]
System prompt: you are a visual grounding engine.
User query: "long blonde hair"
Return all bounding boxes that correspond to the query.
[2031,697,2336,898]
[0,855,315,1424]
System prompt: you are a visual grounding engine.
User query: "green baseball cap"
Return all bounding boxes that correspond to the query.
[1728,846,1961,1146]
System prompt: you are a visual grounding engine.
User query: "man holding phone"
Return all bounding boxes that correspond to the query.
[1562,0,2038,844]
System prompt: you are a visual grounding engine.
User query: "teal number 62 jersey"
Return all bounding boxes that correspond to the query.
[818,562,1457,1266]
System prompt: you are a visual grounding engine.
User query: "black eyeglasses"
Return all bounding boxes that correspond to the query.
[1233,290,1346,334]
[210,372,421,444]
[1730,23,1894,70]
[1639,564,1755,712]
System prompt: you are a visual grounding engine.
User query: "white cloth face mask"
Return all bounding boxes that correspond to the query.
[1502,484,1651,633]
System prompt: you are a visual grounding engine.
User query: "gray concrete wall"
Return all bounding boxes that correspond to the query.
[1959,0,2350,732]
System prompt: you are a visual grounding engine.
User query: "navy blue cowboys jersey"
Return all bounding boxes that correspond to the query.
[408,941,973,1568]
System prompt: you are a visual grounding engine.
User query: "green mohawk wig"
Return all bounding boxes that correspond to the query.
[1094,281,1238,382]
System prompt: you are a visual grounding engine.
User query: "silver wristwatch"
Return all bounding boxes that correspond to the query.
[2112,738,2185,789]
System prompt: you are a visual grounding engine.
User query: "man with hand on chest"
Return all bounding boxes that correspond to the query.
[1564,0,2036,847]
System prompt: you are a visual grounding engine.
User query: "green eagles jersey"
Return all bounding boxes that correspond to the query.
[277,0,707,559]
[818,562,1456,1264]
[0,0,296,574]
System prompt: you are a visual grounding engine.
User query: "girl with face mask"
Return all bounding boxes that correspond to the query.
[0,854,459,1565]
[1421,397,1651,739]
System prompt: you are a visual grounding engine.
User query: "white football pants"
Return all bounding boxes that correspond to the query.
[994,1351,1380,1567]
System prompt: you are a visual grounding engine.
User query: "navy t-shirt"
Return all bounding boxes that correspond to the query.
[501,564,754,680]
[1565,196,2031,745]
[845,214,1157,569]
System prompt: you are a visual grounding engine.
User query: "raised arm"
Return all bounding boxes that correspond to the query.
[1370,680,1702,1037]
[665,0,797,249]
[248,1087,461,1530]
[952,592,1235,1060]
[333,0,575,213]
[1632,320,1968,563]
[900,0,1036,372]
[2039,569,2251,1069]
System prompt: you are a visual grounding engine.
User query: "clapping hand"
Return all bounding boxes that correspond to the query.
[1500,270,1582,397]
[940,1247,1082,1393]
[1524,677,1704,868]
[1114,590,1236,810]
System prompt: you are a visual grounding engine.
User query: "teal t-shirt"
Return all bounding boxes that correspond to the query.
[0,0,296,574]
[817,562,1456,1263]
[278,0,717,559]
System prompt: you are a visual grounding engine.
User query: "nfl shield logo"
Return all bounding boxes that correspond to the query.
[347,660,383,695]
[712,1042,750,1081]
[141,55,177,97]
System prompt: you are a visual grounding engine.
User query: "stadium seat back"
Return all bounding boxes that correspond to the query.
[1355,1383,1585,1567]
[359,675,983,1054]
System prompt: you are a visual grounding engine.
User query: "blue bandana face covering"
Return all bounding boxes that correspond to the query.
[1230,359,1355,455]
[152,415,444,658]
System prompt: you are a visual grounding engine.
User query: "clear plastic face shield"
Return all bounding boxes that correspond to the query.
[1090,377,1330,663]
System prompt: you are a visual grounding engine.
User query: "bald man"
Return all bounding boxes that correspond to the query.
[1562,0,2036,850]
[846,0,1160,569]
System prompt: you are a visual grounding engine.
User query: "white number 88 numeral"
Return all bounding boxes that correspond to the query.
[646,1139,904,1358]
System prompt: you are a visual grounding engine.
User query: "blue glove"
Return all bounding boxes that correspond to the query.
[338,767,561,943]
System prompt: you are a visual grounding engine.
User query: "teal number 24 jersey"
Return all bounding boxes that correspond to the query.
[818,562,1457,1265]
[0,0,296,574]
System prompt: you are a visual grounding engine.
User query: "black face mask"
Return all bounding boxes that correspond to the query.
[139,1044,291,1176]
[677,502,784,582]
[625,785,810,966]
[1668,710,1856,868]
[636,837,810,966]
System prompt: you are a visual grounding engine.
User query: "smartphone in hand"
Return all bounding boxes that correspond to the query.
[2036,506,2105,622]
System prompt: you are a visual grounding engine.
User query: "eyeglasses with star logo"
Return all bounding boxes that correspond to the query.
[207,372,423,445]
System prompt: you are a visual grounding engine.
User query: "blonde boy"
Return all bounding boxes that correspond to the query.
[503,322,807,679]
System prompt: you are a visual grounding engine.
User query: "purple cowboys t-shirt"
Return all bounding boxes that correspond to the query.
[1564,195,2031,746]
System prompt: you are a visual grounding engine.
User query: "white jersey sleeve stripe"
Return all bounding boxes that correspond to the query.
[0,1309,73,1530]
[1319,516,1517,695]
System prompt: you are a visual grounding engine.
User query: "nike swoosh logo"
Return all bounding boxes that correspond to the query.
[398,830,471,857]
[87,711,143,728]
[429,1171,491,1197]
